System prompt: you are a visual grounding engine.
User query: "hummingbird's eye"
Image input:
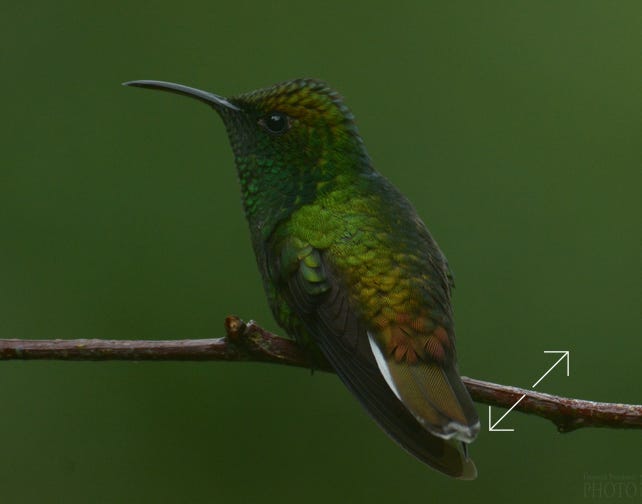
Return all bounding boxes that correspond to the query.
[260,111,290,134]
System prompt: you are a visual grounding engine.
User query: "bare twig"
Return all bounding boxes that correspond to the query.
[1,315,640,432]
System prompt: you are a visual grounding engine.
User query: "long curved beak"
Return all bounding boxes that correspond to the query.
[122,80,241,112]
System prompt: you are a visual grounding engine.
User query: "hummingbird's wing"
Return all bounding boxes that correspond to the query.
[271,238,477,479]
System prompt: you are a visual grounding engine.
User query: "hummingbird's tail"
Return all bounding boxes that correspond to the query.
[368,330,480,443]
[322,331,478,478]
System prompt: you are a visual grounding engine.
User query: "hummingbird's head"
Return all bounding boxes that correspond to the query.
[123,78,368,171]
[124,78,371,234]
[224,79,363,162]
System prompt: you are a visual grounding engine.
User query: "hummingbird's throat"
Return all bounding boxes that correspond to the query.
[235,154,302,239]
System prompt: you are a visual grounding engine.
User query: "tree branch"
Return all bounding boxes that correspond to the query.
[1,315,640,433]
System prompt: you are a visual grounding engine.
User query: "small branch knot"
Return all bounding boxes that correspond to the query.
[224,315,246,341]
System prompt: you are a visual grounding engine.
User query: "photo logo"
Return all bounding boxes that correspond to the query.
[583,473,642,501]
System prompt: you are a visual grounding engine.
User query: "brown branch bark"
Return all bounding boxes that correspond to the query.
[1,315,640,433]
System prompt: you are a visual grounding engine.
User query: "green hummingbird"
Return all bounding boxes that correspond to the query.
[124,78,480,478]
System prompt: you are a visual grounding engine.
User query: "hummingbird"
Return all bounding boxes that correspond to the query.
[124,78,480,478]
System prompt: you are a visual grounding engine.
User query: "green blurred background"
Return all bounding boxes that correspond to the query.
[1,1,640,503]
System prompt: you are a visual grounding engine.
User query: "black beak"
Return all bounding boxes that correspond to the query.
[122,80,241,112]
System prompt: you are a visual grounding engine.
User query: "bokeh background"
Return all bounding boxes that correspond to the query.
[1,2,640,503]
